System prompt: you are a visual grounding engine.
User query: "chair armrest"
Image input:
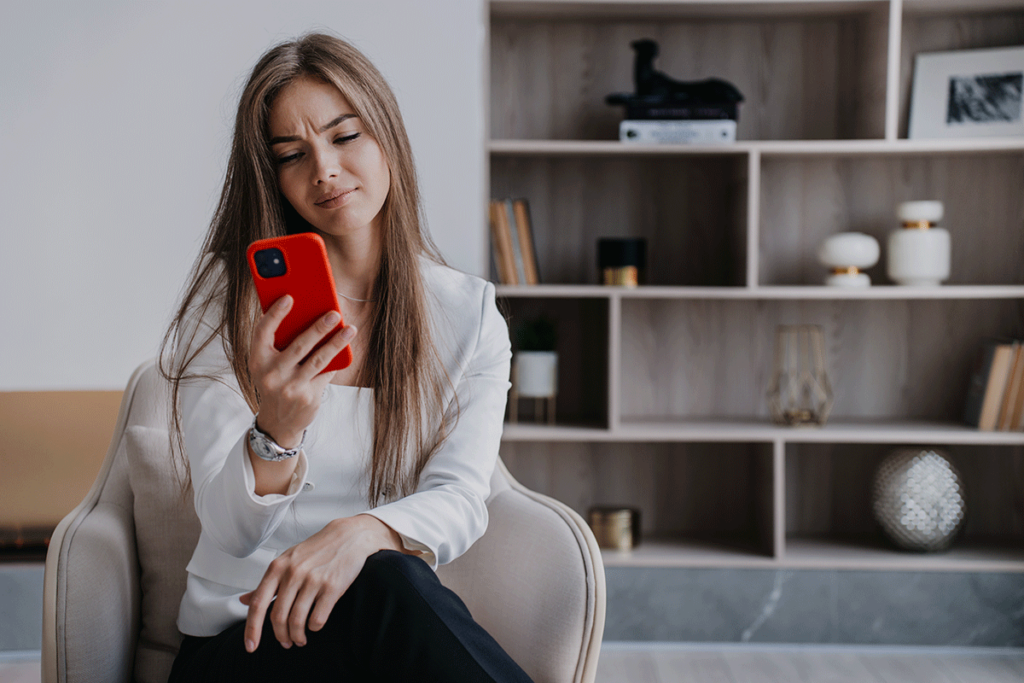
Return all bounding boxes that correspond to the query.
[438,459,606,683]
[43,362,152,683]
[44,500,141,683]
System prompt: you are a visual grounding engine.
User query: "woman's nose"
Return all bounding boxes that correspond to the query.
[311,143,340,184]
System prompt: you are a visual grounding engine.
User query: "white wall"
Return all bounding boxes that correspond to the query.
[0,0,487,390]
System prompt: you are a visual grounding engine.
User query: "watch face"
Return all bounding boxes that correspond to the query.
[250,429,291,462]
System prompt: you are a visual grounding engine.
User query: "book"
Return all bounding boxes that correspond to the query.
[489,200,518,284]
[504,199,528,285]
[997,343,1024,430]
[619,119,736,144]
[977,341,1017,431]
[964,340,999,427]
[1009,346,1024,431]
[512,198,540,285]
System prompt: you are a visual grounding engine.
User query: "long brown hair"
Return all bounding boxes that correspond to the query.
[159,32,455,506]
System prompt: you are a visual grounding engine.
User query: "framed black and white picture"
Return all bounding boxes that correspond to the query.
[909,46,1024,139]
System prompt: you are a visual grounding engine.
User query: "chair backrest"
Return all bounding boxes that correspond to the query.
[44,360,605,683]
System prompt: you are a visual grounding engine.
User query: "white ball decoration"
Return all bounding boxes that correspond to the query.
[872,448,966,552]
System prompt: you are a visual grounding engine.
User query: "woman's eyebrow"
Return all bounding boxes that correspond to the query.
[269,113,359,145]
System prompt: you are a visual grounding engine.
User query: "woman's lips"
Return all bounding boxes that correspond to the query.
[315,188,356,209]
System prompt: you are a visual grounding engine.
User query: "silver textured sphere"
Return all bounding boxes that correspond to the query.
[872,448,966,552]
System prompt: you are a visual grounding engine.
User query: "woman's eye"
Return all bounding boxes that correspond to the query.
[277,153,301,165]
[335,133,361,145]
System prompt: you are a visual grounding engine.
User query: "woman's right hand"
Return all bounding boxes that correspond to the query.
[248,295,357,449]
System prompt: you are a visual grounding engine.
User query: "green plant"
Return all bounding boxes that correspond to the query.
[514,315,557,352]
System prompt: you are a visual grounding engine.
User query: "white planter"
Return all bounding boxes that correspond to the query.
[514,351,558,397]
[888,228,951,286]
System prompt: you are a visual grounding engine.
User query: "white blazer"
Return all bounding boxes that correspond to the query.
[173,256,512,637]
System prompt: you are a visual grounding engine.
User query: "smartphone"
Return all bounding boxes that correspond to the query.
[246,233,353,373]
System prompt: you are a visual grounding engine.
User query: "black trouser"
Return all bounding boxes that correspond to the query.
[167,550,534,682]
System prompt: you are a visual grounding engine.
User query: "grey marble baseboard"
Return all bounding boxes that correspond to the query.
[606,567,1024,647]
[0,564,44,652]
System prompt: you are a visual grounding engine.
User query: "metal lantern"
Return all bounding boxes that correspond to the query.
[766,325,834,427]
[872,448,966,552]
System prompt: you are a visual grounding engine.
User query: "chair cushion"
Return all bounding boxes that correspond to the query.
[125,424,200,683]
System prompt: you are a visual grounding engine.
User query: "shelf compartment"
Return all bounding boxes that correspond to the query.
[500,440,776,559]
[618,298,1024,424]
[904,0,1024,12]
[492,1,889,21]
[898,7,1024,140]
[496,283,1024,299]
[759,153,1024,287]
[490,4,889,141]
[502,296,610,427]
[785,442,1024,571]
[491,155,747,286]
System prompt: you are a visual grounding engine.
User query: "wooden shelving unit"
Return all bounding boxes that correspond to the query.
[497,284,1024,299]
[504,419,1024,445]
[489,0,1024,572]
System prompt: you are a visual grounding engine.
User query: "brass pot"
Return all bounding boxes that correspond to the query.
[588,506,641,551]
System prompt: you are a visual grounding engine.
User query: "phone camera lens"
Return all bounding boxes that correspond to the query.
[255,248,287,278]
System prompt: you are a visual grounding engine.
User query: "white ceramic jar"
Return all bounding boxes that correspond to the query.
[817,232,880,287]
[887,201,950,287]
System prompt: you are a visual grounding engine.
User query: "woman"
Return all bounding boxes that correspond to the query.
[160,32,531,682]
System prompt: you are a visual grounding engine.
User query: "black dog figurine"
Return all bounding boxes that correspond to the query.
[607,39,743,120]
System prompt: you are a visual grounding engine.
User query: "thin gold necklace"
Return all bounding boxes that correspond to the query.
[337,291,376,303]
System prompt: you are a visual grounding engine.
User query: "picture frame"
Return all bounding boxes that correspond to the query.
[908,45,1024,140]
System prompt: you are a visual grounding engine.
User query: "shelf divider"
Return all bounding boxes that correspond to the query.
[597,535,1024,571]
[886,0,903,140]
[774,439,786,561]
[747,149,761,289]
[784,536,1024,572]
[608,294,621,432]
[489,138,1024,156]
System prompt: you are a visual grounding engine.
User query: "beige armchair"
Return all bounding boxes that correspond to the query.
[43,359,605,683]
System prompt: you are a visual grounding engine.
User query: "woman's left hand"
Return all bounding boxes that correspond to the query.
[238,514,412,652]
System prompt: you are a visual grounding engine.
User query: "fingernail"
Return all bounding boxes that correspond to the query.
[278,296,292,309]
[245,639,255,653]
[281,641,292,650]
[324,311,341,326]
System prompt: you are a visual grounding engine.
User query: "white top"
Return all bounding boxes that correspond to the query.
[173,256,512,637]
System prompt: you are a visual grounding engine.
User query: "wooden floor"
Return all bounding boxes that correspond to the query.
[4,645,1024,682]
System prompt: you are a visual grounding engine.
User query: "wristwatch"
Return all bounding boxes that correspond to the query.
[248,417,304,462]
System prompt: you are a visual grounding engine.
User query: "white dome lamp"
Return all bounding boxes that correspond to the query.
[888,201,951,287]
[817,232,881,288]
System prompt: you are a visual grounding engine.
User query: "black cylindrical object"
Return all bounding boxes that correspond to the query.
[598,237,647,286]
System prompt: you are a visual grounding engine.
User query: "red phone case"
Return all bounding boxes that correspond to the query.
[246,233,353,373]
